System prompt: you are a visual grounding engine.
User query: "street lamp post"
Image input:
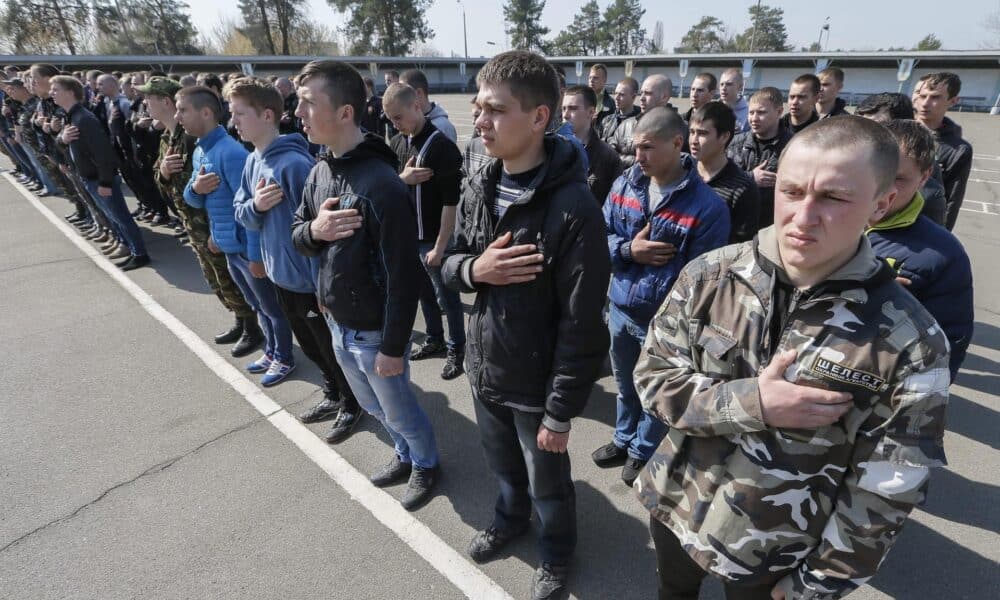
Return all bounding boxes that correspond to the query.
[457,0,468,59]
[817,17,830,51]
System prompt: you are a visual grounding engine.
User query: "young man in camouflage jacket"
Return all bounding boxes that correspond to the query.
[140,76,255,348]
[635,116,950,600]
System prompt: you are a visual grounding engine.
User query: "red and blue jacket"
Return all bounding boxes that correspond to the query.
[604,156,731,325]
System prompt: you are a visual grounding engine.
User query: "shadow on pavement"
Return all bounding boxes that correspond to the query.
[868,516,1000,599]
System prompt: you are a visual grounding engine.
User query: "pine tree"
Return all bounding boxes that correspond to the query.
[601,0,645,55]
[504,0,549,53]
[329,0,433,56]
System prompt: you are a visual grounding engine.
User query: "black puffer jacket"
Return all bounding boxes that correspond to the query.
[442,135,611,423]
[291,134,421,358]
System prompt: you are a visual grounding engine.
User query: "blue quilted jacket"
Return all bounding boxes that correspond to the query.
[183,126,259,260]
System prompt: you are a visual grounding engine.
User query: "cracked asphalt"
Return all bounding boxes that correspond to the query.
[1,97,997,599]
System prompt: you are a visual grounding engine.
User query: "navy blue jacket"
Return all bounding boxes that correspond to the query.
[605,155,731,326]
[867,194,974,380]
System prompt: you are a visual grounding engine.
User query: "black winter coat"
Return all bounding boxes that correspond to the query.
[442,135,611,423]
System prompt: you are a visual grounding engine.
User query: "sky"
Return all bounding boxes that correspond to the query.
[187,0,999,56]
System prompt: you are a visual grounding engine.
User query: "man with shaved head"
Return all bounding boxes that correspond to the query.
[611,74,675,167]
[597,106,729,486]
[636,116,950,600]
[273,76,300,135]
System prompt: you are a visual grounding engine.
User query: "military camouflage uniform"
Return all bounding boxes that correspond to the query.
[154,123,253,318]
[635,226,950,599]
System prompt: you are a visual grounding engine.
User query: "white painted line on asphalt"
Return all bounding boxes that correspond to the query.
[974,154,1000,161]
[972,167,1000,174]
[969,178,1000,184]
[4,173,514,600]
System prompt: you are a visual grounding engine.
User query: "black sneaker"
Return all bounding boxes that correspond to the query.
[322,408,361,444]
[370,455,412,487]
[298,397,342,424]
[120,254,150,271]
[410,338,447,361]
[621,457,647,487]
[591,442,628,468]
[441,349,464,380]
[467,523,529,564]
[532,563,570,600]
[400,464,439,511]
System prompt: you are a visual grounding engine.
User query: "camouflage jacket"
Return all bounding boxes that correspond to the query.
[635,226,950,599]
[154,123,196,203]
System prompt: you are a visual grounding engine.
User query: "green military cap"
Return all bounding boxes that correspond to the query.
[137,76,182,98]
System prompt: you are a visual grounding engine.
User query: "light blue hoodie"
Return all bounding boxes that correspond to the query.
[233,133,318,293]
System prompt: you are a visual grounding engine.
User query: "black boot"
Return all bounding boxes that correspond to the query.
[230,317,264,357]
[214,317,244,345]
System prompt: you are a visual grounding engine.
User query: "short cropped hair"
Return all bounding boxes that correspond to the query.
[618,76,639,95]
[564,85,597,109]
[175,85,224,122]
[50,75,84,102]
[477,50,560,118]
[721,67,743,84]
[750,87,784,109]
[226,77,283,119]
[818,67,845,85]
[781,115,899,197]
[693,72,718,91]
[792,74,821,95]
[918,72,961,98]
[198,73,224,94]
[590,63,608,78]
[633,106,687,142]
[400,69,429,94]
[298,60,366,126]
[30,63,60,78]
[691,101,737,147]
[85,69,103,81]
[383,82,418,108]
[885,119,937,172]
[856,93,914,121]
[384,69,400,79]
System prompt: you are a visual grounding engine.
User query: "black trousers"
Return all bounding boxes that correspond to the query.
[473,396,576,565]
[273,286,358,412]
[649,515,776,600]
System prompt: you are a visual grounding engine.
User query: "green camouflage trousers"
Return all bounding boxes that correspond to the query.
[173,197,254,319]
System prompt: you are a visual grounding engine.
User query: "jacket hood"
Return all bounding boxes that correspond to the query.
[260,132,312,163]
[755,225,894,289]
[470,133,587,203]
[425,103,449,121]
[323,132,399,172]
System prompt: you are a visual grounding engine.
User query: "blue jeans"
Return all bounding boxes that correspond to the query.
[609,305,668,461]
[226,252,294,364]
[418,242,466,351]
[82,177,147,256]
[326,316,439,469]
